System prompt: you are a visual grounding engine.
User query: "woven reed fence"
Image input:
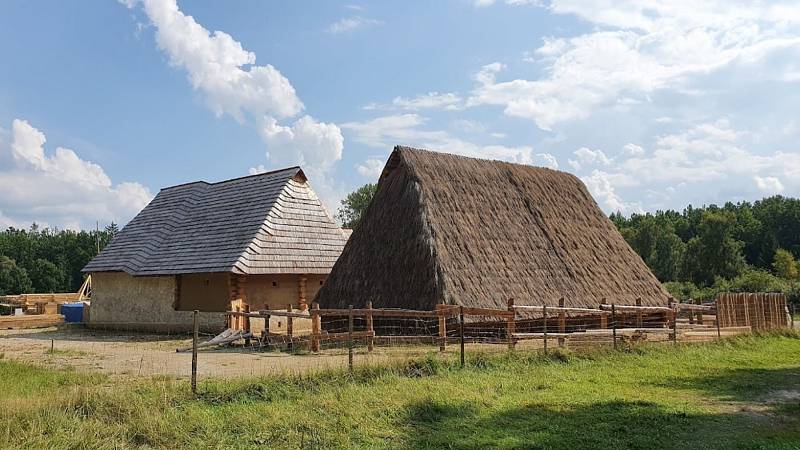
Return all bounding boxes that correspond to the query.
[716,292,790,331]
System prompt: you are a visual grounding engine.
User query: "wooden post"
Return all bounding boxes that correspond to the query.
[286,304,294,351]
[243,304,251,346]
[611,304,617,350]
[191,310,199,394]
[671,304,678,344]
[437,303,447,352]
[715,304,721,339]
[557,298,566,348]
[599,299,608,329]
[366,301,374,352]
[348,305,354,372]
[459,306,465,368]
[635,298,643,328]
[298,276,308,311]
[542,304,548,355]
[311,302,321,352]
[507,298,516,350]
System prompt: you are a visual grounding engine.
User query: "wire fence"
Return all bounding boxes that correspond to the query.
[0,294,792,391]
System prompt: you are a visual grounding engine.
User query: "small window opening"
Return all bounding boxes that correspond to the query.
[272,281,278,287]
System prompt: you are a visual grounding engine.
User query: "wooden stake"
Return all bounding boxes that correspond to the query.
[635,297,643,328]
[348,304,354,372]
[191,310,198,394]
[557,298,566,348]
[311,302,321,352]
[366,301,374,352]
[286,304,293,351]
[542,304,548,355]
[715,304,721,339]
[671,304,678,344]
[507,298,516,350]
[611,304,617,350]
[459,306,465,368]
[438,303,447,352]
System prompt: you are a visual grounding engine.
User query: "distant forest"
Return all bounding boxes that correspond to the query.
[0,223,118,296]
[612,196,800,304]
[1,195,799,306]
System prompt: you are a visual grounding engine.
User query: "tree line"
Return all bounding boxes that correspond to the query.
[0,223,118,295]
[611,196,800,304]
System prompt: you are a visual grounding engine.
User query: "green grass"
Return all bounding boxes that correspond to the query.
[2,333,800,449]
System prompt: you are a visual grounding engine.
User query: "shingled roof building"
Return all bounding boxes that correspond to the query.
[83,167,349,332]
[315,147,670,311]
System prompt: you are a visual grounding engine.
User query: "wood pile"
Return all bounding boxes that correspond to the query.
[0,314,64,329]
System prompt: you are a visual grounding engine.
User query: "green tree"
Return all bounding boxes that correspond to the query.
[0,256,33,295]
[28,258,65,293]
[772,248,799,280]
[336,183,377,229]
[682,211,746,286]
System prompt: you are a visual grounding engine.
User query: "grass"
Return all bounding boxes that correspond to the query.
[2,333,800,449]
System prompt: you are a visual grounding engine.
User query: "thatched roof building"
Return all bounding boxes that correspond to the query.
[83,167,349,332]
[315,146,670,310]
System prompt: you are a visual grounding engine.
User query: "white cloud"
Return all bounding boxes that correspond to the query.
[0,119,152,229]
[534,153,559,169]
[328,16,382,34]
[468,1,800,130]
[754,176,784,194]
[355,158,384,179]
[582,170,642,213]
[474,0,542,7]
[622,143,645,157]
[568,119,800,211]
[248,165,266,175]
[391,92,463,111]
[568,147,610,171]
[258,115,344,175]
[342,113,535,165]
[136,0,303,120]
[128,0,345,210]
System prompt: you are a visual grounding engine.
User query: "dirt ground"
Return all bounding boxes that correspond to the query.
[0,326,487,379]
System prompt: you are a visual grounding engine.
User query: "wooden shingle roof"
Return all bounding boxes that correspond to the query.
[83,167,348,276]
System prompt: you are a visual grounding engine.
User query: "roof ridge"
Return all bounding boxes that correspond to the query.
[161,166,301,191]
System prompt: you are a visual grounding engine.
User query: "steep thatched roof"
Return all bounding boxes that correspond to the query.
[315,146,670,310]
[84,168,348,276]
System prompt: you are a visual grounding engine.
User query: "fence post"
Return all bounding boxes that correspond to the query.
[635,298,643,328]
[507,298,516,350]
[366,301,374,352]
[191,309,199,394]
[671,303,678,344]
[437,303,447,352]
[599,298,608,329]
[611,304,617,350]
[542,304,548,355]
[715,303,721,339]
[286,304,294,351]
[311,302,320,352]
[557,297,566,348]
[244,304,251,346]
[348,304,354,373]
[459,306,465,368]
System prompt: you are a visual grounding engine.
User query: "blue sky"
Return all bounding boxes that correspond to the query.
[1,0,799,229]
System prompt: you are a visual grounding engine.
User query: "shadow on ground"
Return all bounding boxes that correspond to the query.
[399,366,800,449]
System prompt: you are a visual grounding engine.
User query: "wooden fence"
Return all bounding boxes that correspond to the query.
[716,292,790,331]
[223,298,753,354]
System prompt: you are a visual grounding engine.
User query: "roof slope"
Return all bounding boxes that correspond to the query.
[315,146,670,310]
[83,168,348,276]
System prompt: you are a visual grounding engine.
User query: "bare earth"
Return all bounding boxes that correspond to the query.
[0,326,475,379]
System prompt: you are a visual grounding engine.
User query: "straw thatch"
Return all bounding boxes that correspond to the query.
[315,146,670,310]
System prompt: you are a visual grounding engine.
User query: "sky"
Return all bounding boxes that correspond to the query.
[1,0,799,230]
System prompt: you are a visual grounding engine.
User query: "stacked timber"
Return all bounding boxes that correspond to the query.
[0,314,64,329]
